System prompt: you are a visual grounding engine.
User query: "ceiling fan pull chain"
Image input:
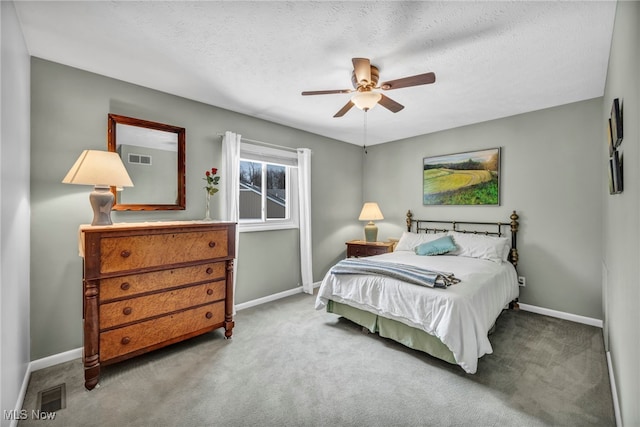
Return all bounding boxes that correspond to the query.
[363,111,368,155]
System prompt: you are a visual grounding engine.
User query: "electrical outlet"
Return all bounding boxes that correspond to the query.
[518,276,526,287]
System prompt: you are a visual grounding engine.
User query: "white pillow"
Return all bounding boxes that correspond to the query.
[395,231,448,252]
[447,231,510,264]
[501,243,511,263]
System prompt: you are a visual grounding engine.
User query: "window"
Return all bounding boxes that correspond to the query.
[238,143,298,232]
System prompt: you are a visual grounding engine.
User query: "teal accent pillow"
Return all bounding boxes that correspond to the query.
[414,235,457,256]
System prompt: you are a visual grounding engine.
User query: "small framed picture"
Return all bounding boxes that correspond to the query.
[608,157,615,195]
[607,118,614,157]
[611,149,623,194]
[611,98,623,146]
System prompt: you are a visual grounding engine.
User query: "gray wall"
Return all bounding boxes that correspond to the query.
[602,2,640,425]
[30,58,363,360]
[1,2,31,423]
[364,98,603,319]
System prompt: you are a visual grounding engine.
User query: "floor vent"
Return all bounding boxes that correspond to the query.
[37,383,66,413]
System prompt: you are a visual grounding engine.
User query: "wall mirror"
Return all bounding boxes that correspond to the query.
[107,114,186,210]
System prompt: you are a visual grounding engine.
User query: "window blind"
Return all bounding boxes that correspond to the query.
[240,142,298,167]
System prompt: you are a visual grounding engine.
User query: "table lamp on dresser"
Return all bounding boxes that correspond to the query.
[62,149,134,226]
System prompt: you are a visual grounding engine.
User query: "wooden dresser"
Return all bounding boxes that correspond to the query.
[81,221,236,390]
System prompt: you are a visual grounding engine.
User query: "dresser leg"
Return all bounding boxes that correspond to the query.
[84,279,101,390]
[224,259,235,339]
[224,320,235,339]
[84,354,100,390]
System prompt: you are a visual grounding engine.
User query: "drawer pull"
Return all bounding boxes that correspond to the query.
[205,312,213,319]
[207,289,214,296]
[122,307,132,316]
[120,282,130,291]
[206,267,213,274]
[120,250,131,258]
[208,241,216,248]
[121,336,131,345]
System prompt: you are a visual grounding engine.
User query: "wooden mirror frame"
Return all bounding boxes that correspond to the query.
[107,114,186,210]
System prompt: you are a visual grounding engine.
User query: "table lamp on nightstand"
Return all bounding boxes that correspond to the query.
[358,202,384,242]
[62,150,134,226]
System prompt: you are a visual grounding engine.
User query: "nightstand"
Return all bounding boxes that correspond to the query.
[346,240,394,258]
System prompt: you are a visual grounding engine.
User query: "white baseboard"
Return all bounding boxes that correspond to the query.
[518,303,603,328]
[10,363,32,427]
[235,287,304,311]
[30,347,82,372]
[235,281,322,311]
[606,351,622,427]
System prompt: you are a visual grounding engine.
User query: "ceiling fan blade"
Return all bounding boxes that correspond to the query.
[378,94,404,113]
[352,58,372,85]
[301,89,352,96]
[380,72,436,90]
[333,100,355,118]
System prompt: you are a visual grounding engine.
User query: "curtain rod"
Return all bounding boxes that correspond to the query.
[217,133,298,153]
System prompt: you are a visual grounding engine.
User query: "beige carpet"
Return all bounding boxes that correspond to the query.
[19,292,615,426]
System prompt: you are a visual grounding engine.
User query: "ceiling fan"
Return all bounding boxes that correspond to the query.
[301,57,436,118]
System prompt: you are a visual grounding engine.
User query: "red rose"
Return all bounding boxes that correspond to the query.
[205,171,210,176]
[211,168,218,174]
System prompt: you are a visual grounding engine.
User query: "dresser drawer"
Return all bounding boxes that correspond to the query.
[346,241,394,258]
[367,246,391,256]
[348,245,367,257]
[100,230,229,273]
[100,302,225,361]
[348,245,389,257]
[100,281,226,329]
[100,262,226,301]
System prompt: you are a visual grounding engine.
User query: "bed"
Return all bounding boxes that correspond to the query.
[315,210,520,374]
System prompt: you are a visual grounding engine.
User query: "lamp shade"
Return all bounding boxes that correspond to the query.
[358,202,384,221]
[62,150,134,188]
[62,150,134,226]
[351,91,382,111]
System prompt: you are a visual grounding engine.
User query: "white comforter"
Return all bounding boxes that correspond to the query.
[315,251,519,373]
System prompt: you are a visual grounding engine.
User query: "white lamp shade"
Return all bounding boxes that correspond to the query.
[62,150,134,188]
[352,91,382,111]
[358,202,384,221]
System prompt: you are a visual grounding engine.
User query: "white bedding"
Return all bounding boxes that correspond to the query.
[315,251,519,373]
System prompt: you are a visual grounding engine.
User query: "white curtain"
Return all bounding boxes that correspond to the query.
[297,148,313,294]
[222,131,241,313]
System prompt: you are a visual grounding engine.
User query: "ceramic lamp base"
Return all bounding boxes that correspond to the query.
[364,221,378,243]
[89,186,115,226]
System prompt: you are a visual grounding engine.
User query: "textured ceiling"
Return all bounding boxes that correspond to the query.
[14,1,616,146]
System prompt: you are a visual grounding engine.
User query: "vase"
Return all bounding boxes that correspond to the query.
[204,191,212,221]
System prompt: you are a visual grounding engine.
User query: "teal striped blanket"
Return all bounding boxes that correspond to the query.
[330,258,460,288]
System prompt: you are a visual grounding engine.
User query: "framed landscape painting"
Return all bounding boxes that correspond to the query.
[423,148,500,205]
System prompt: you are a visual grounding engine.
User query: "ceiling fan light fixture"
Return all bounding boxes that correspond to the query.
[351,91,382,111]
[303,58,433,117]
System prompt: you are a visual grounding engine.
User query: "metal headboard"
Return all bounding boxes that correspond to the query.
[405,210,520,267]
